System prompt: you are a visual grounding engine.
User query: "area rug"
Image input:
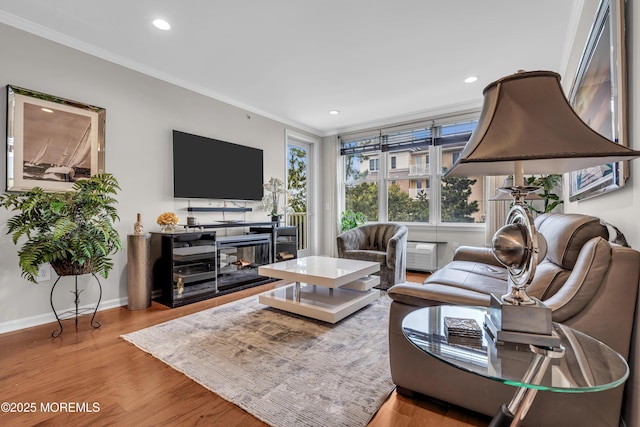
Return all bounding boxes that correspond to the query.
[122,292,396,427]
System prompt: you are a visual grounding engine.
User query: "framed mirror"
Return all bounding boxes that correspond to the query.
[568,0,627,201]
[6,85,105,192]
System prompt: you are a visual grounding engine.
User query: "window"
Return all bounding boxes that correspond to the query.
[438,121,485,223]
[341,136,380,222]
[340,118,484,225]
[452,151,461,165]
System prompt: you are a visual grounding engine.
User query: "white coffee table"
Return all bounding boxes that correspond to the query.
[257,256,381,323]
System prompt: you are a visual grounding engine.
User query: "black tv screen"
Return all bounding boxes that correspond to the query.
[173,130,264,200]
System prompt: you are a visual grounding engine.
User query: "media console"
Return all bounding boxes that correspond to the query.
[150,221,294,307]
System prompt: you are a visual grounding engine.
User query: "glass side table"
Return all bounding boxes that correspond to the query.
[402,305,629,427]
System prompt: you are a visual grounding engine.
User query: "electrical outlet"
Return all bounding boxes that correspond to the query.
[35,264,51,282]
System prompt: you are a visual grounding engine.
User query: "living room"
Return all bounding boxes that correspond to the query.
[1,1,640,426]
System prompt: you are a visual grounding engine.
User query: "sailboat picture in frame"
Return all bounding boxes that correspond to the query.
[6,85,105,192]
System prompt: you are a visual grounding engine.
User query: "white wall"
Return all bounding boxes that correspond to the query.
[0,24,317,332]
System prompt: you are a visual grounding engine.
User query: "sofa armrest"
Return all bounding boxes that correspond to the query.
[388,282,493,308]
[453,246,503,267]
[386,227,408,269]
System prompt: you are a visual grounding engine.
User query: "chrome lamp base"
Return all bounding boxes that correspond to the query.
[484,294,561,348]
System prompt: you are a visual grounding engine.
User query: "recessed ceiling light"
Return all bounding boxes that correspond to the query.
[153,19,171,30]
[41,108,53,113]
[328,110,340,115]
[464,76,478,83]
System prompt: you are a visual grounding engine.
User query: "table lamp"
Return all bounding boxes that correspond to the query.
[447,70,640,346]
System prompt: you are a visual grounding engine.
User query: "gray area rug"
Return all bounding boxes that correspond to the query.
[122,292,396,427]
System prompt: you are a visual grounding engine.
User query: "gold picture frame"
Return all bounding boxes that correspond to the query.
[6,85,105,192]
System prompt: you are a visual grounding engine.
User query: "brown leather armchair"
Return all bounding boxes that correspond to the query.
[388,213,640,426]
[336,223,408,290]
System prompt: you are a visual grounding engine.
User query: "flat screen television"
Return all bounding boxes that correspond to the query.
[173,130,264,200]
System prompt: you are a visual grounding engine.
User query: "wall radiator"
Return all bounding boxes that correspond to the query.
[406,242,438,272]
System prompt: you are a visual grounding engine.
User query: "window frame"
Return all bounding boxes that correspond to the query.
[339,113,483,227]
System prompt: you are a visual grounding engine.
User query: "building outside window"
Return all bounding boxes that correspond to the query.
[340,117,485,225]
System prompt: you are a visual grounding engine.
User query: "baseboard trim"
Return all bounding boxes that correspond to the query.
[0,296,127,334]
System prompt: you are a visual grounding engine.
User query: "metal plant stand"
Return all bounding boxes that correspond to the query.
[50,273,102,338]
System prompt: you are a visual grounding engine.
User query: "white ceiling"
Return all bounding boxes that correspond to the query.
[0,1,588,136]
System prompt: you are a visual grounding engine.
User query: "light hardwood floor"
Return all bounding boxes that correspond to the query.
[0,271,490,426]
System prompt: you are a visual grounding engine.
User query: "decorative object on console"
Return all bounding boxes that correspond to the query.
[446,70,640,347]
[134,213,144,235]
[176,277,184,298]
[156,211,179,232]
[278,251,295,261]
[185,200,197,225]
[261,177,290,224]
[6,85,106,193]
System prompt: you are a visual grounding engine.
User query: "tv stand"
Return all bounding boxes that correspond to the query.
[151,222,280,308]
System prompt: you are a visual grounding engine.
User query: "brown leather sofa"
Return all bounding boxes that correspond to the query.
[388,213,640,426]
[337,223,408,290]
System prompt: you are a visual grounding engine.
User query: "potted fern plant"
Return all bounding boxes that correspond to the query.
[0,173,123,283]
